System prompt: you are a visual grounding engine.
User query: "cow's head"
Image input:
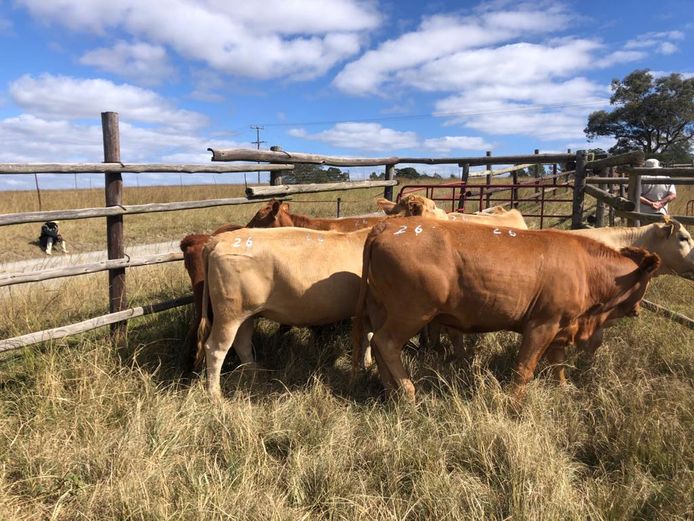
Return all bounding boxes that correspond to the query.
[614,247,661,316]
[245,199,294,228]
[376,194,448,220]
[648,217,694,279]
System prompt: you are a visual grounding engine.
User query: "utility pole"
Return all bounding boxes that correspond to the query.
[250,125,265,183]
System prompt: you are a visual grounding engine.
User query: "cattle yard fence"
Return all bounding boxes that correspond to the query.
[2,112,693,353]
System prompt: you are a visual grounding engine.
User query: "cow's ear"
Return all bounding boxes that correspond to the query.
[280,202,290,212]
[271,200,282,216]
[658,221,676,239]
[639,252,661,274]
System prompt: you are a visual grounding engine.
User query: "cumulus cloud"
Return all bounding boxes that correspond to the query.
[9,74,208,129]
[289,122,490,153]
[80,41,176,86]
[17,0,380,81]
[334,2,574,95]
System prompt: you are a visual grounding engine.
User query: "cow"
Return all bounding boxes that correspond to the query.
[352,218,660,401]
[196,227,372,397]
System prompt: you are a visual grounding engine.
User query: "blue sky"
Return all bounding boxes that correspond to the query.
[0,0,692,189]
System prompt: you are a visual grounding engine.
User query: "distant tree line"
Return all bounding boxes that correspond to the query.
[283,164,350,184]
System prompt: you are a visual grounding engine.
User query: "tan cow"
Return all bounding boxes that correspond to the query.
[197,227,371,397]
[352,218,660,401]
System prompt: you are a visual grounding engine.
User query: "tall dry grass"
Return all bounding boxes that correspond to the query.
[0,179,692,519]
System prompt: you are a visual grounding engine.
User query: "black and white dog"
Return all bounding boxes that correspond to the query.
[39,221,68,255]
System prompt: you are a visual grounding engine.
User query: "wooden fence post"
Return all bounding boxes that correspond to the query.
[383,164,395,200]
[534,149,540,197]
[269,145,284,186]
[485,151,492,208]
[626,171,642,227]
[571,150,586,229]
[102,112,127,343]
[594,167,607,227]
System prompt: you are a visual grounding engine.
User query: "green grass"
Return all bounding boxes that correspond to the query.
[0,179,692,519]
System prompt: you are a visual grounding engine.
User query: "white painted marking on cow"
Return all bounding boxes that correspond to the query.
[246,237,253,248]
[394,225,408,235]
[232,237,242,247]
[318,236,324,243]
[508,230,517,237]
[493,228,502,235]
[415,225,423,235]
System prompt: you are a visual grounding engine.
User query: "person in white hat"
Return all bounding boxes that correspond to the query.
[639,158,677,215]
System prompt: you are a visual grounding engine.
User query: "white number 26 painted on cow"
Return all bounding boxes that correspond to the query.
[394,225,408,235]
[232,237,253,248]
[414,225,423,235]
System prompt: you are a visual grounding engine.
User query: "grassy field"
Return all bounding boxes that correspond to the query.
[0,177,693,519]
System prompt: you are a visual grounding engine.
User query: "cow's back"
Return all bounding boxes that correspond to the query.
[206,227,368,326]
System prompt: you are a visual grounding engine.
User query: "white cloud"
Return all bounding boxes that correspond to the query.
[289,122,419,151]
[289,122,490,153]
[422,135,491,152]
[334,3,573,95]
[80,41,176,86]
[9,74,207,129]
[0,113,242,164]
[17,0,380,81]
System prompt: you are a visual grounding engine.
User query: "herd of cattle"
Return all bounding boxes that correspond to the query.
[178,195,694,400]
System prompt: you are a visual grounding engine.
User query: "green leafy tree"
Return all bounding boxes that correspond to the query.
[585,70,694,158]
[395,167,421,179]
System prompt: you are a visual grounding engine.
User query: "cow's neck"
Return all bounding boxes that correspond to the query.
[584,224,657,249]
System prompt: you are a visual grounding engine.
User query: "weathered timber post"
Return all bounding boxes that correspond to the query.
[570,150,587,229]
[626,170,642,227]
[594,167,607,227]
[511,167,519,208]
[485,151,492,208]
[456,163,470,210]
[336,197,342,218]
[383,164,395,201]
[102,111,127,343]
[608,166,616,226]
[534,149,541,197]
[269,145,284,186]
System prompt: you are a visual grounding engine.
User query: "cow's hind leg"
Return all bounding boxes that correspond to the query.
[544,342,568,385]
[512,321,561,399]
[205,316,248,398]
[371,320,422,402]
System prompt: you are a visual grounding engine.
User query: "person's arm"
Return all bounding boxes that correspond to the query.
[652,191,676,210]
[640,195,656,208]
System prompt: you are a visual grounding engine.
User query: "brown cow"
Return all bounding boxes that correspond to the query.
[447,207,528,229]
[352,218,660,401]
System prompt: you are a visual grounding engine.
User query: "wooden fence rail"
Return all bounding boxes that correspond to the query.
[0,295,193,353]
[0,196,289,226]
[0,163,294,174]
[0,251,183,287]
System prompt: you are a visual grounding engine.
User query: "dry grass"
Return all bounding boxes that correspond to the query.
[0,178,693,519]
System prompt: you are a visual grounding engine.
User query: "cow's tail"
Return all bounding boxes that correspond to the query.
[195,242,214,371]
[352,223,384,372]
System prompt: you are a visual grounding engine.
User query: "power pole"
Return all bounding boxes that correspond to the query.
[250,125,265,183]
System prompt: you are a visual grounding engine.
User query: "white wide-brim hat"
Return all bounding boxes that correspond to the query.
[644,158,661,168]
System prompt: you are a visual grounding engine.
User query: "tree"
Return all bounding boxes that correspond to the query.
[283,163,349,184]
[585,70,694,159]
[395,167,421,179]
